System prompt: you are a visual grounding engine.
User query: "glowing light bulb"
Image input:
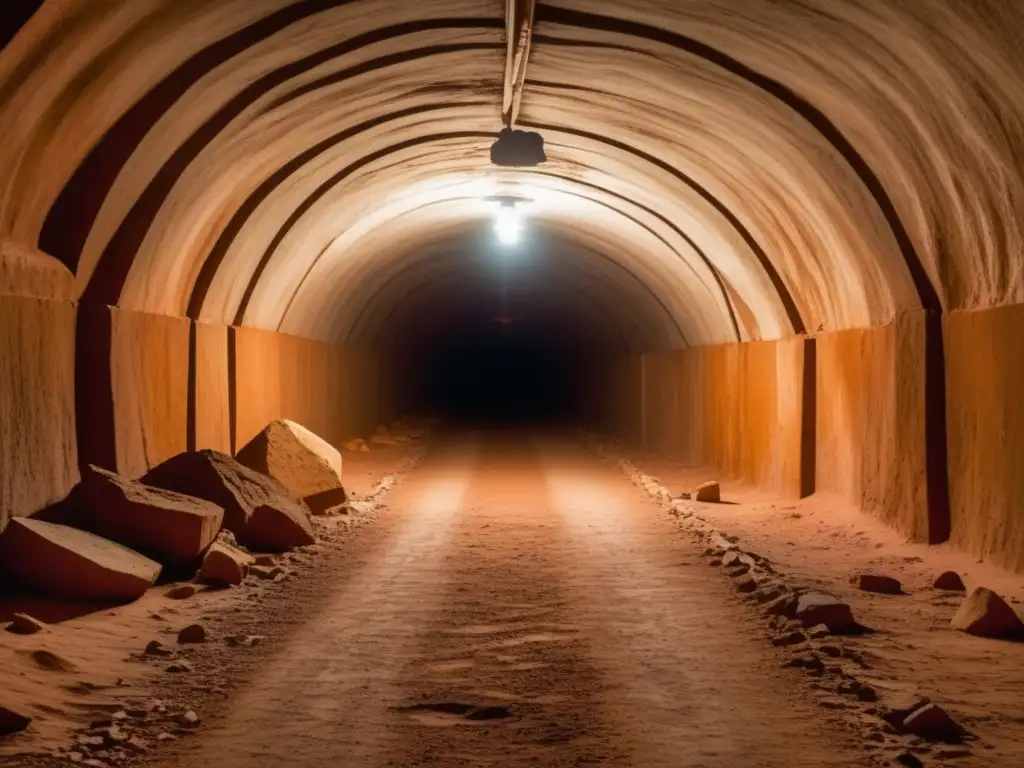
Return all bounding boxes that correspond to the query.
[494,203,522,246]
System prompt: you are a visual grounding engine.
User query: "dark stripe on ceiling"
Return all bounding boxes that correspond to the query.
[0,0,44,52]
[39,8,501,283]
[535,3,938,315]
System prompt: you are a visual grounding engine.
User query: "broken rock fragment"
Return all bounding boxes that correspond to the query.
[79,465,223,565]
[177,624,207,644]
[933,571,966,591]
[236,419,342,499]
[0,518,161,601]
[850,573,903,595]
[950,586,1024,638]
[903,703,963,743]
[5,613,46,635]
[694,481,720,503]
[794,592,858,633]
[304,486,349,516]
[143,449,314,552]
[0,705,31,736]
[198,540,252,586]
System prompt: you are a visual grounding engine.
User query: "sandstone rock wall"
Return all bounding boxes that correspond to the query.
[632,337,812,498]
[0,295,78,533]
[232,325,390,453]
[945,303,1024,572]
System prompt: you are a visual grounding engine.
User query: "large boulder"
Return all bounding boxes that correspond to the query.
[950,586,1024,638]
[0,518,160,601]
[236,420,343,499]
[78,465,223,565]
[143,450,314,552]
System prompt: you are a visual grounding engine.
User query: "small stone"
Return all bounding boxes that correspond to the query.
[782,652,824,672]
[177,624,207,644]
[851,573,903,595]
[0,705,32,736]
[727,563,751,577]
[199,540,252,586]
[764,593,798,617]
[225,634,264,648]
[794,592,858,633]
[100,725,129,745]
[734,575,758,593]
[144,640,172,657]
[772,630,807,647]
[903,703,963,743]
[156,732,176,742]
[932,571,966,592]
[950,586,1024,638]
[5,612,46,635]
[165,662,193,674]
[837,680,878,701]
[165,585,197,600]
[124,736,148,753]
[808,624,831,639]
[894,752,924,767]
[694,481,720,502]
[880,693,931,730]
[173,711,200,729]
[934,747,972,759]
[253,555,277,567]
[78,735,105,749]
[248,565,277,580]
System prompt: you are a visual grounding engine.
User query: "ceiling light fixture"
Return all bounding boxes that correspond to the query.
[494,200,523,246]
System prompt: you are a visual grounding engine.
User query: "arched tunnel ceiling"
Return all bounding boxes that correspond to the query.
[3,0,1024,350]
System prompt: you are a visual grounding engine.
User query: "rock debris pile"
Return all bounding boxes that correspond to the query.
[579,430,1009,767]
[0,416,433,760]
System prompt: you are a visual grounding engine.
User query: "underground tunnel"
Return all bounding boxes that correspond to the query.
[4,1,1024,766]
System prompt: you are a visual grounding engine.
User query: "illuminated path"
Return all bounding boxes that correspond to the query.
[150,433,861,767]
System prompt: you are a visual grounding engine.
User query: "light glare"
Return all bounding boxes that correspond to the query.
[494,204,522,246]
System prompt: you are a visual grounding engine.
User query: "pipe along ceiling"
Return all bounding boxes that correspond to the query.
[3,0,1024,368]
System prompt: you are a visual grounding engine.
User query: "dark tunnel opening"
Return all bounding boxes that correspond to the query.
[373,227,636,428]
[416,318,593,425]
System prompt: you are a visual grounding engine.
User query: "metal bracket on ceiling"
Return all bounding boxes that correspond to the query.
[491,0,546,167]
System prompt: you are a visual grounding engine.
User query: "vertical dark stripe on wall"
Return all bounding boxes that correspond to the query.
[924,315,951,543]
[227,326,238,455]
[800,337,817,498]
[0,0,44,51]
[75,305,116,472]
[186,321,197,452]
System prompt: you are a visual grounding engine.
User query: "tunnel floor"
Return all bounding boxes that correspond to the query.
[139,431,863,767]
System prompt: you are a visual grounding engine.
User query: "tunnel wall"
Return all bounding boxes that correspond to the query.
[601,304,1024,570]
[945,304,1024,572]
[632,338,811,498]
[814,312,930,541]
[0,294,78,534]
[0,295,392,533]
[232,326,393,453]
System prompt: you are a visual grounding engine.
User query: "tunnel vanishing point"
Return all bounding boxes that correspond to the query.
[2,0,1024,573]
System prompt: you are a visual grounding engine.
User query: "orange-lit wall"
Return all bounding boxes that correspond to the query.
[945,303,1024,572]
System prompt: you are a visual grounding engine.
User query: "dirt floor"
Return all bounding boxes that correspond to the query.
[605,434,1024,767]
[3,429,1023,766]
